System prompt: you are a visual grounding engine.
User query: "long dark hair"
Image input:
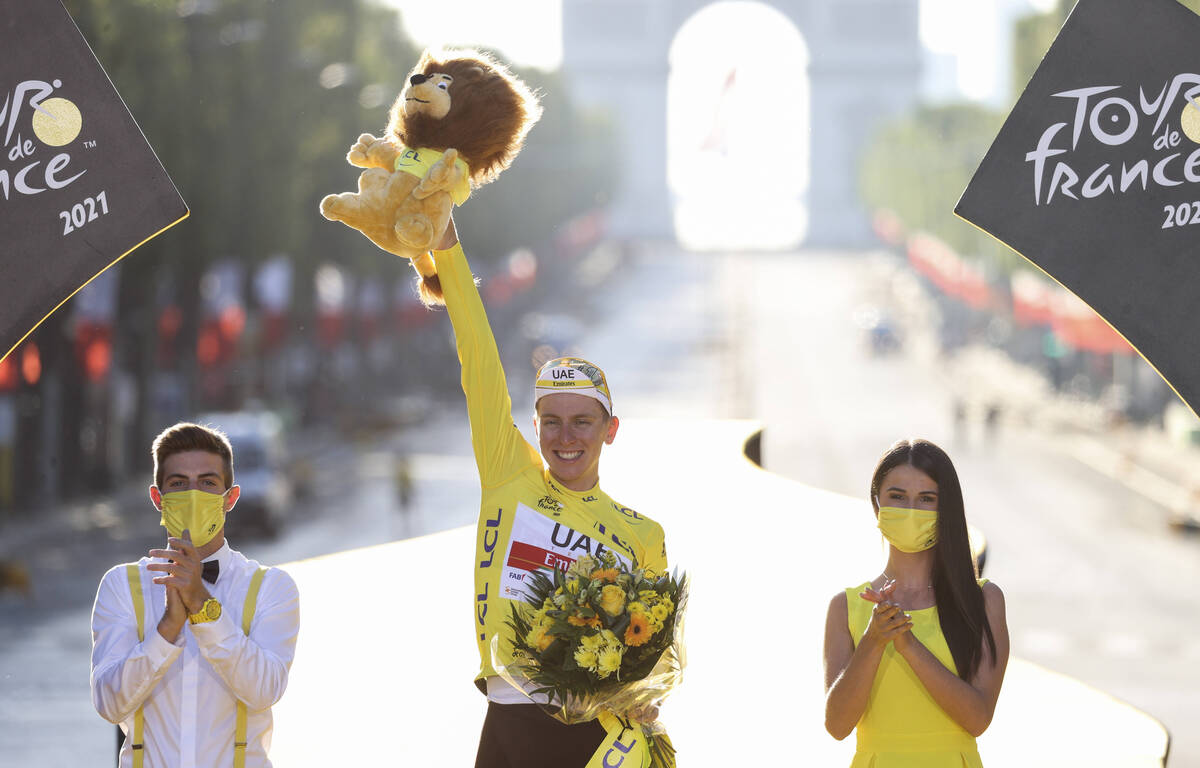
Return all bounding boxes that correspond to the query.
[870,439,996,681]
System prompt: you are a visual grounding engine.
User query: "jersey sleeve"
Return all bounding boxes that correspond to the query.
[434,242,541,488]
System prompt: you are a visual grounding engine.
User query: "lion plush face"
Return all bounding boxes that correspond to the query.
[402,73,453,120]
[387,48,541,186]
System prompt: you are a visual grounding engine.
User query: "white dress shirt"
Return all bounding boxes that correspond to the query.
[90,542,300,768]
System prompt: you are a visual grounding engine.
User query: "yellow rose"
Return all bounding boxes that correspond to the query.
[599,584,627,617]
[526,623,555,652]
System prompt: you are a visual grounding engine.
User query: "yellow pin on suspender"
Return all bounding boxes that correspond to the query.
[234,567,267,768]
[125,564,146,768]
[125,563,268,768]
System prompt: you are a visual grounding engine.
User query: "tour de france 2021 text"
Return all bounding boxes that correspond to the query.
[59,190,108,235]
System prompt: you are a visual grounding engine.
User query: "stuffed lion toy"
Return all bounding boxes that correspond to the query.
[320,48,541,304]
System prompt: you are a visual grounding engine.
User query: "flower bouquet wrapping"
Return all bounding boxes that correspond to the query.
[491,551,688,768]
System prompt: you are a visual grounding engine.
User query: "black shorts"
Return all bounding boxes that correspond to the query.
[474,702,606,768]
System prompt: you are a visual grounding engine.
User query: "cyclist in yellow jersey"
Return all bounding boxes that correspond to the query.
[430,220,668,768]
[823,439,1009,768]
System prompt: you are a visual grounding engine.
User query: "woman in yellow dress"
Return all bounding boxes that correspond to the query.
[823,439,1010,767]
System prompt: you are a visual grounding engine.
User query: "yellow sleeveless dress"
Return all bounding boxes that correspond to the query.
[845,581,984,768]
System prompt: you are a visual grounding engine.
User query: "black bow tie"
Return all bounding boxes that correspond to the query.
[202,560,219,584]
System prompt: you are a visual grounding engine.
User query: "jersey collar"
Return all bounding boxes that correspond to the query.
[544,470,602,502]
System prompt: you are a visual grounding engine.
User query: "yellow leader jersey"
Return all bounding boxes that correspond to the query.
[433,242,669,691]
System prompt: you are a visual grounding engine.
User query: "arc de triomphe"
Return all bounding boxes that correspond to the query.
[561,0,921,247]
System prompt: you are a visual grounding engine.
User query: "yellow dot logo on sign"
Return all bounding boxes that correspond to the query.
[30,98,83,147]
[1181,99,1200,144]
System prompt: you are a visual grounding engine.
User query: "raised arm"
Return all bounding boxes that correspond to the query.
[432,220,541,488]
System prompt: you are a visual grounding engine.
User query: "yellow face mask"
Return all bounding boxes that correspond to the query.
[876,505,938,553]
[159,489,228,547]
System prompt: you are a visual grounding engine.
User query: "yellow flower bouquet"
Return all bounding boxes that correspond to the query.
[493,551,688,768]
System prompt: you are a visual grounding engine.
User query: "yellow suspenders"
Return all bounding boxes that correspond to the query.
[126,565,146,768]
[235,567,267,768]
[126,563,268,767]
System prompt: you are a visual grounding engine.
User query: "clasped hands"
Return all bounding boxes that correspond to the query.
[859,580,916,654]
[147,530,212,641]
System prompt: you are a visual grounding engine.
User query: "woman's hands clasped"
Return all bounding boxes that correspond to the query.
[859,580,913,652]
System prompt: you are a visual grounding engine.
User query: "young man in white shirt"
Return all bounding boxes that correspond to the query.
[90,422,300,768]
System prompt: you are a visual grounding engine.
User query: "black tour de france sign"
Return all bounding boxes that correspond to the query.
[956,0,1200,416]
[0,0,188,362]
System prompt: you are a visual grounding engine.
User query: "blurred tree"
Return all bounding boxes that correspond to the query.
[1011,1,1070,103]
[1014,1,1200,105]
[859,103,1018,272]
[456,66,618,266]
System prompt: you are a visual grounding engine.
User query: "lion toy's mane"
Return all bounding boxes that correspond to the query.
[390,48,541,185]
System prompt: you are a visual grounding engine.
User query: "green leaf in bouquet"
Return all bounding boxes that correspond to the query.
[610,613,631,638]
[528,570,555,597]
